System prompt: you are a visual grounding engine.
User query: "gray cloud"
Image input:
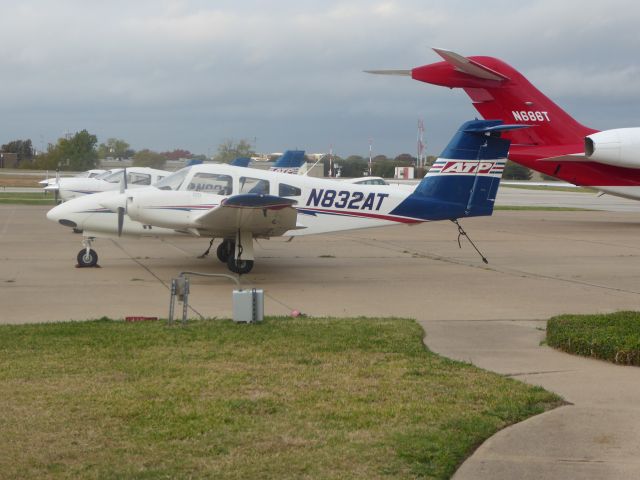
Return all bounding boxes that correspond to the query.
[1,0,639,156]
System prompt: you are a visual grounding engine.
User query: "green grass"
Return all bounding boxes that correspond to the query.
[0,192,55,205]
[0,317,561,479]
[502,185,593,193]
[495,205,591,211]
[547,312,640,366]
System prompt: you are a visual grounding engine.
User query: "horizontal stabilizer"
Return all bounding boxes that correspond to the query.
[433,48,509,81]
[363,70,412,76]
[464,123,529,134]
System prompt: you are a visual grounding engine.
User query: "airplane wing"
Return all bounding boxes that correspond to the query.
[193,194,302,237]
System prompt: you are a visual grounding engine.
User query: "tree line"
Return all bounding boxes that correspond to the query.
[1,131,533,179]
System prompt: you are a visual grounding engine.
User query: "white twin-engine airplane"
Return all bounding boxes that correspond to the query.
[47,120,523,274]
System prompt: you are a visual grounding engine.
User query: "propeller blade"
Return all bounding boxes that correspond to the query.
[120,167,128,194]
[117,206,125,237]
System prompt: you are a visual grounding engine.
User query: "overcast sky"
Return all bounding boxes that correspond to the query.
[1,0,640,157]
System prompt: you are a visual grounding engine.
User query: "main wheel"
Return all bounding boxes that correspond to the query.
[77,248,98,267]
[227,256,254,275]
[216,241,233,263]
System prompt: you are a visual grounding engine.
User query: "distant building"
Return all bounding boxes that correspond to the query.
[0,152,18,168]
[99,157,134,169]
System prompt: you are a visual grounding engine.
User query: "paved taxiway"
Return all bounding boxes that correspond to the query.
[1,188,640,478]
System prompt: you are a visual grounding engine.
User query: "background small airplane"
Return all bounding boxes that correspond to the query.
[46,167,170,202]
[39,169,107,187]
[368,48,640,201]
[47,120,522,274]
[268,150,307,174]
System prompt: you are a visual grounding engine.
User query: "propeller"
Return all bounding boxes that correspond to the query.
[117,168,127,237]
[54,168,60,204]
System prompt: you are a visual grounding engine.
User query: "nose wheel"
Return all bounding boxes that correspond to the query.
[77,248,99,267]
[76,238,99,267]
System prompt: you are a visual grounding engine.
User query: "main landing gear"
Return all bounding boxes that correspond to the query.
[77,237,99,267]
[214,239,254,275]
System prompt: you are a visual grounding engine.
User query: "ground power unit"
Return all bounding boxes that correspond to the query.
[233,288,264,323]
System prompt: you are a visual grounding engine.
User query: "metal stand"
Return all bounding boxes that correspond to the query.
[168,272,241,325]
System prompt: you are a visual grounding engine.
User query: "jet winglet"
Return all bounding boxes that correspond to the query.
[432,48,509,82]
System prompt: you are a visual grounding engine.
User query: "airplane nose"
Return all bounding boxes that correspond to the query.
[46,203,77,228]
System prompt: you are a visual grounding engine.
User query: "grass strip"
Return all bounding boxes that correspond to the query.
[0,192,55,205]
[0,317,561,479]
[547,311,640,366]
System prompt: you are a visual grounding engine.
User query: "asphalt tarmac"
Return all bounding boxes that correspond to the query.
[1,189,640,478]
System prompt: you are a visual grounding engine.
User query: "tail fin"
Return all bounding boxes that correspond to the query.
[372,48,596,147]
[391,120,523,221]
[270,150,306,174]
[230,157,251,167]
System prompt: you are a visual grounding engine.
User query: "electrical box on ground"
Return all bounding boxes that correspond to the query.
[233,288,264,323]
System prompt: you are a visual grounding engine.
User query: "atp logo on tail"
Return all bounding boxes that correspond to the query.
[441,161,497,174]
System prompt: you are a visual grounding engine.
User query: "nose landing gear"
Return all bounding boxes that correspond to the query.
[76,237,99,267]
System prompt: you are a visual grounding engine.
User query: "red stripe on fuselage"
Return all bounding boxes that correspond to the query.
[300,207,421,224]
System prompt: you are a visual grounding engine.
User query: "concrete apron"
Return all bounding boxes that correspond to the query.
[3,205,640,478]
[421,319,640,479]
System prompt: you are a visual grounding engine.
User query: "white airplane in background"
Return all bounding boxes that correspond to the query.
[46,167,169,202]
[47,120,523,274]
[39,169,107,187]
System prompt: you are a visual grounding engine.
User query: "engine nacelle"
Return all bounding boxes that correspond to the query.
[585,128,640,169]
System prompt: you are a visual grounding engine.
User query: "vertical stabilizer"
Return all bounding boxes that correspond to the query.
[391,120,524,221]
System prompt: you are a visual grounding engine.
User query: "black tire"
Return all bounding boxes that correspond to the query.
[216,241,233,263]
[77,248,98,267]
[227,256,254,275]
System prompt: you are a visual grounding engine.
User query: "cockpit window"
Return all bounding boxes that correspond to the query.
[187,173,233,194]
[96,169,119,180]
[129,172,151,185]
[102,170,152,185]
[103,170,127,183]
[353,178,388,185]
[240,177,269,194]
[279,183,301,197]
[154,167,189,191]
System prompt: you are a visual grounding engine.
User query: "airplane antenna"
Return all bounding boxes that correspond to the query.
[368,138,373,176]
[417,119,425,169]
[451,219,488,264]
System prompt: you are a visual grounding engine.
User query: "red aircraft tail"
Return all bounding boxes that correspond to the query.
[365,50,640,189]
[376,48,597,150]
